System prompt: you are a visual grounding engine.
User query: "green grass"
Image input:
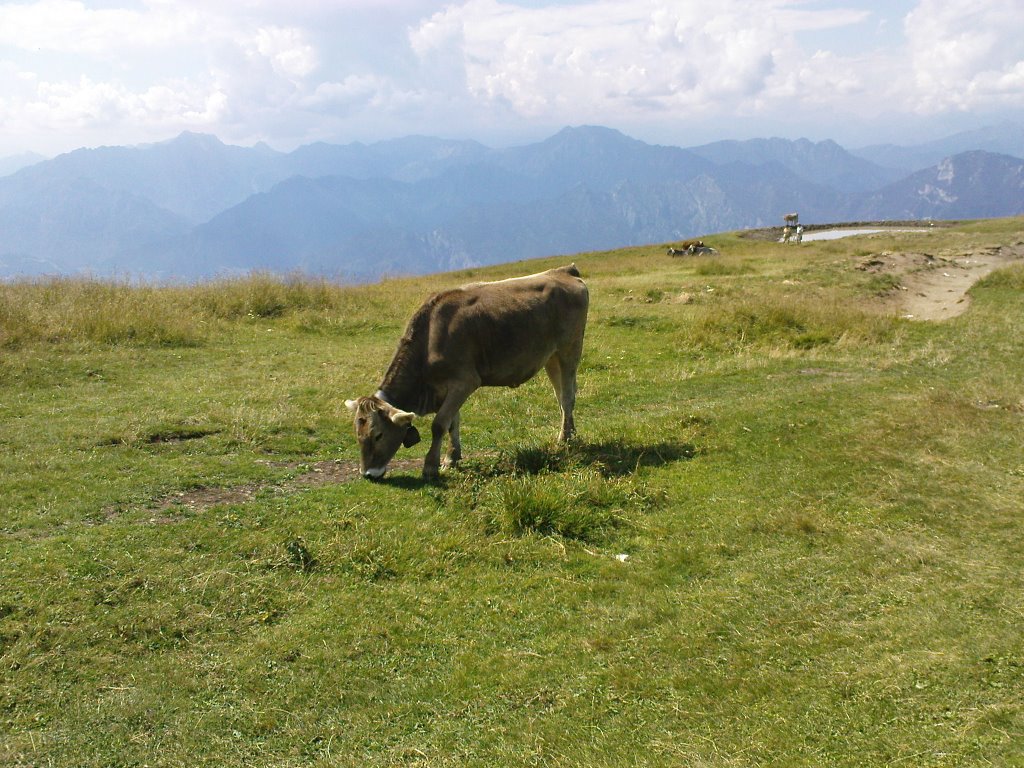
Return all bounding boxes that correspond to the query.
[2,219,1024,766]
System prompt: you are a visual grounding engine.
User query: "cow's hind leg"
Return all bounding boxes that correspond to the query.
[545,352,578,442]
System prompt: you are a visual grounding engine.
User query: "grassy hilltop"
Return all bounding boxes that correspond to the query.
[2,218,1024,766]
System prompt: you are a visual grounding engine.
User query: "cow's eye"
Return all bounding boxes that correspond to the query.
[373,433,383,442]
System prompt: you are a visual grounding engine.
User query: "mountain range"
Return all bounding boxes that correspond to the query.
[1,124,1023,281]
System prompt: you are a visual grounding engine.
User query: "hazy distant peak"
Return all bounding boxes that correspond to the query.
[528,126,649,160]
[369,134,489,163]
[163,131,226,150]
[852,123,1024,173]
[0,151,47,177]
[373,134,483,148]
[547,125,636,144]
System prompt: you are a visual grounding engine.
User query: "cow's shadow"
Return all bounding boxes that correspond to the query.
[502,438,697,478]
[378,438,697,488]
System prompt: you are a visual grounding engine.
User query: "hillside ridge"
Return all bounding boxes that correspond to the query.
[1,126,1023,281]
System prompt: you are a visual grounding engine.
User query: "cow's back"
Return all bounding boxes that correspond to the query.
[425,265,587,388]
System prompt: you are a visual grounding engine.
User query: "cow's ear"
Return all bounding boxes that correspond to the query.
[390,409,416,427]
[403,426,421,448]
[345,399,359,412]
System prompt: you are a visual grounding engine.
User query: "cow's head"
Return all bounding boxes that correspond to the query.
[344,396,421,479]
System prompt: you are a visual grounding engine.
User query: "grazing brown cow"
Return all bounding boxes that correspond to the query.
[783,212,799,226]
[668,239,719,256]
[345,264,589,480]
[668,239,705,256]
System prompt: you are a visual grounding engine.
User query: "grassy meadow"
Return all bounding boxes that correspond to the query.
[2,218,1024,766]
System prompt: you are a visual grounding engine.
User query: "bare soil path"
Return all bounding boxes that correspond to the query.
[858,242,1024,321]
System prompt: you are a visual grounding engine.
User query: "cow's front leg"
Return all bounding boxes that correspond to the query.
[443,411,462,469]
[424,385,474,480]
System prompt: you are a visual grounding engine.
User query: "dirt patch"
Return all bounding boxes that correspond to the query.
[138,457,424,521]
[858,243,1024,321]
[158,484,260,513]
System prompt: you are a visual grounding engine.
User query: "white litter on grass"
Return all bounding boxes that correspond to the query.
[615,553,630,563]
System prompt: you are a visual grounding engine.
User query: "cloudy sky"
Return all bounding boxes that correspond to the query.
[1,0,1022,157]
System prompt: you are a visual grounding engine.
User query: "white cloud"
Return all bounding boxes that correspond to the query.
[0,0,206,56]
[19,74,227,130]
[0,0,326,151]
[904,0,1024,112]
[304,74,392,112]
[407,0,873,121]
[250,26,319,80]
[403,0,1024,137]
[1,0,1023,156]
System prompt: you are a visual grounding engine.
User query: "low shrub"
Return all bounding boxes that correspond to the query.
[185,272,343,320]
[0,278,203,348]
[0,273,371,348]
[686,292,893,351]
[974,263,1024,291]
[477,468,660,542]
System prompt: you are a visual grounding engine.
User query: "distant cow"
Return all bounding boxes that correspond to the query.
[345,265,589,480]
[783,212,799,226]
[669,240,718,256]
[668,239,705,256]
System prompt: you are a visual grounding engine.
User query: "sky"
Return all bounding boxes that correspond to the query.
[1,0,1023,158]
